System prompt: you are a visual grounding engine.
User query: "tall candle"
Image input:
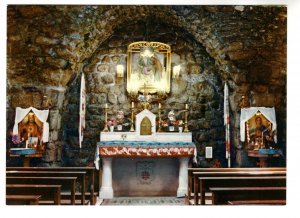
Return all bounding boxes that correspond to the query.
[132,102,134,108]
[105,103,108,108]
[185,104,188,109]
[159,103,161,109]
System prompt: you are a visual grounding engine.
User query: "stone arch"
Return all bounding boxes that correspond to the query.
[77,6,238,82]
[6,5,286,168]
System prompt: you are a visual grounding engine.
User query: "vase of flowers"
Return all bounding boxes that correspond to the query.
[117,124,122,131]
[169,125,175,132]
[168,110,176,132]
[12,134,21,145]
[108,119,116,132]
[176,120,184,132]
[116,110,125,131]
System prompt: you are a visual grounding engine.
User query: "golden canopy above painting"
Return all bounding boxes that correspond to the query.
[127,41,171,95]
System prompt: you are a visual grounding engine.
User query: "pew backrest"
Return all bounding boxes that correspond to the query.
[6,184,61,205]
[6,167,97,205]
[6,176,77,205]
[6,194,42,205]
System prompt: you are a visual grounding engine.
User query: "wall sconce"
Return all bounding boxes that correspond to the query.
[116,64,125,85]
[116,64,125,78]
[42,95,54,109]
[173,65,181,79]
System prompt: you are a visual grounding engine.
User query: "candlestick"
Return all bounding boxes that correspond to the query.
[26,133,30,148]
[183,107,189,133]
[157,106,162,132]
[130,106,135,132]
[103,105,109,132]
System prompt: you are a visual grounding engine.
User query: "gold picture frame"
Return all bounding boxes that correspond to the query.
[127,41,171,95]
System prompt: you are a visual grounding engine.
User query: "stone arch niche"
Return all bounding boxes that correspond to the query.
[74,15,226,167]
[5,5,231,168]
[6,5,286,168]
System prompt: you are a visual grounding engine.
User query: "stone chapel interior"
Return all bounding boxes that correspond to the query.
[6,5,286,206]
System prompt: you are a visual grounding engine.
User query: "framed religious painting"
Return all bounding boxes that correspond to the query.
[127,41,171,95]
[245,113,275,150]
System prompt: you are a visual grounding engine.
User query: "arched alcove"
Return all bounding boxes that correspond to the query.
[7,5,286,168]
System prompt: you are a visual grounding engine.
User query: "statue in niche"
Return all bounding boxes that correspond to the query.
[140,117,152,135]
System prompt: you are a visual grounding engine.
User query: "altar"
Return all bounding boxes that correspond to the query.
[95,133,196,198]
[94,55,197,198]
[95,109,196,199]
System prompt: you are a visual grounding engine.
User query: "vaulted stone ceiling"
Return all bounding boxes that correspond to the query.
[7,5,286,88]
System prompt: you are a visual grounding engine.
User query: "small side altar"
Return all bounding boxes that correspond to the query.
[247,149,280,167]
[95,108,196,199]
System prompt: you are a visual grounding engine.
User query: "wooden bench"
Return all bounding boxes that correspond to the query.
[6,184,61,205]
[194,171,286,205]
[187,167,285,203]
[6,194,42,205]
[197,176,286,205]
[7,166,97,205]
[228,200,286,205]
[6,176,77,205]
[188,168,286,205]
[210,187,286,205]
[7,171,87,205]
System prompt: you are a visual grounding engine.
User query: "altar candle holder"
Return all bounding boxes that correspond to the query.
[183,104,189,133]
[130,103,135,132]
[103,104,109,132]
[157,103,163,132]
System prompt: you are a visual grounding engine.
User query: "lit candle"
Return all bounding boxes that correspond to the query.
[105,103,108,108]
[131,102,134,108]
[185,104,188,109]
[159,103,161,109]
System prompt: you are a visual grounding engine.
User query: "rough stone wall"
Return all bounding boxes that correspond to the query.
[61,19,225,167]
[6,5,286,167]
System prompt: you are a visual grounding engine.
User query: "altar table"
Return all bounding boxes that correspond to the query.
[95,132,196,199]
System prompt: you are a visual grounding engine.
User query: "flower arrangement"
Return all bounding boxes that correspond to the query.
[108,111,131,131]
[116,111,125,125]
[161,119,183,130]
[107,119,116,127]
[160,110,184,132]
[175,120,184,127]
[12,134,21,144]
[162,120,169,127]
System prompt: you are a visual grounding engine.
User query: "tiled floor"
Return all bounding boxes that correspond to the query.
[99,197,186,205]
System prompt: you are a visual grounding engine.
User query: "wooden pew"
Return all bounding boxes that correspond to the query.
[187,167,285,203]
[6,171,86,205]
[228,200,286,205]
[6,184,61,205]
[6,176,77,205]
[6,195,42,205]
[7,167,97,205]
[210,187,286,205]
[197,176,286,205]
[194,171,286,205]
[189,169,286,205]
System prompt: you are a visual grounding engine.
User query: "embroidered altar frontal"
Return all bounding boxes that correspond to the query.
[97,141,196,158]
